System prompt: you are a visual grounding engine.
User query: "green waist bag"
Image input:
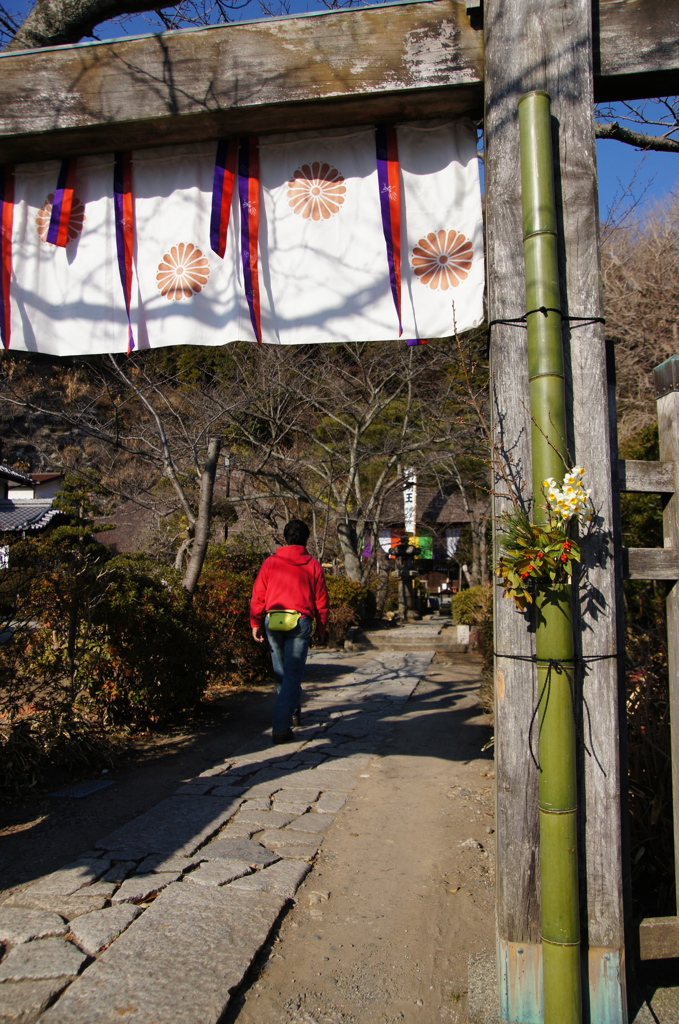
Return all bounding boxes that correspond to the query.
[266,609,302,631]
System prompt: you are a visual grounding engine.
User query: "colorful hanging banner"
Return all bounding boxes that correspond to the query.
[406,338,428,346]
[238,138,262,344]
[46,158,77,247]
[375,125,403,337]
[113,152,135,353]
[0,164,14,351]
[210,139,238,259]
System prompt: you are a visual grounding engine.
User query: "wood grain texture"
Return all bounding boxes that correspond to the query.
[623,547,679,579]
[618,459,675,494]
[639,916,679,960]
[657,391,679,916]
[1,0,679,160]
[0,0,484,162]
[484,0,628,1008]
[596,0,679,101]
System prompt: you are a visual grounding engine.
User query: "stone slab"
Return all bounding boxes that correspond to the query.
[239,780,285,799]
[239,797,271,811]
[100,862,136,884]
[111,872,180,904]
[0,938,87,982]
[0,909,67,946]
[233,808,295,829]
[80,882,116,899]
[230,859,310,899]
[197,763,232,777]
[207,785,246,799]
[285,813,334,835]
[212,822,261,840]
[136,854,197,874]
[40,884,285,1024]
[278,769,356,792]
[0,979,69,1024]
[258,829,321,851]
[321,754,372,770]
[327,719,373,738]
[199,839,279,867]
[69,905,142,957]
[273,787,321,806]
[19,861,110,898]
[316,792,347,814]
[272,798,313,816]
[95,796,240,856]
[2,894,108,921]
[272,845,319,862]
[103,849,149,863]
[184,860,252,887]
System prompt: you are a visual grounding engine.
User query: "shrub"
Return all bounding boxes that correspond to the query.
[325,576,366,610]
[194,564,271,687]
[84,555,207,724]
[452,585,492,625]
[453,585,493,713]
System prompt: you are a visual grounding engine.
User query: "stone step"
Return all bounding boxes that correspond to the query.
[350,639,468,653]
[347,624,470,653]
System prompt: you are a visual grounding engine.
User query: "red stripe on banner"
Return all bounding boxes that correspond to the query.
[247,139,262,344]
[114,151,136,353]
[211,140,238,258]
[385,128,402,326]
[122,189,134,351]
[0,165,14,351]
[56,160,76,248]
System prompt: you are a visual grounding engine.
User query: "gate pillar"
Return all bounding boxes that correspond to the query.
[483,0,629,1019]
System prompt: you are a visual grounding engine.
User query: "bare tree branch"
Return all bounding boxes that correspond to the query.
[595,120,679,154]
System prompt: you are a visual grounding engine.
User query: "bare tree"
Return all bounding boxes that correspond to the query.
[0,352,229,598]
[595,98,679,154]
[216,342,452,582]
[602,193,679,442]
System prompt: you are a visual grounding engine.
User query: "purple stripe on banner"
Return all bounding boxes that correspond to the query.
[211,140,228,256]
[210,165,224,254]
[46,159,71,246]
[375,126,401,334]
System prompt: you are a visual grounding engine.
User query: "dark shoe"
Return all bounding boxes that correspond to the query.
[292,711,302,727]
[272,729,295,745]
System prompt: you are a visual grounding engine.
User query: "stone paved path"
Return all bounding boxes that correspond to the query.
[0,647,438,1024]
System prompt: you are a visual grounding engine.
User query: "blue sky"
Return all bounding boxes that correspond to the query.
[596,131,678,223]
[4,0,678,221]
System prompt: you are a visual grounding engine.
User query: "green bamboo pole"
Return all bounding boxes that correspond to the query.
[518,90,582,1024]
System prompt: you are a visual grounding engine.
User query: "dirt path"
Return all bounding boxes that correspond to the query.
[226,653,495,1024]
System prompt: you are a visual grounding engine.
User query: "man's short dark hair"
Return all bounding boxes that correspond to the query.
[284,519,310,546]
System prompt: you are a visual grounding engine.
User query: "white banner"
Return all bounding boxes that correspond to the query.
[445,527,461,557]
[403,469,417,534]
[7,121,484,355]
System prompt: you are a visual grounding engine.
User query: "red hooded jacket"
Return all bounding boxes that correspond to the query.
[250,545,329,630]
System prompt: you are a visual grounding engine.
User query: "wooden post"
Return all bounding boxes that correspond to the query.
[656,358,679,923]
[484,0,628,1020]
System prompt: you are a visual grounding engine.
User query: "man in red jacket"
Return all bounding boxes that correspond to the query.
[250,519,329,744]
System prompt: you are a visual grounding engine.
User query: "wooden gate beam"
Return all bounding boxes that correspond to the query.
[0,0,484,162]
[1,0,679,162]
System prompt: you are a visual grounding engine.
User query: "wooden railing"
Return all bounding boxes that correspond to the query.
[619,356,679,960]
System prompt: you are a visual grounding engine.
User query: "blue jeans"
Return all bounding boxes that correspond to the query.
[265,614,312,734]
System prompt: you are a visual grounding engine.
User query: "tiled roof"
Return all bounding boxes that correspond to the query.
[380,486,486,526]
[0,500,63,532]
[0,462,34,485]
